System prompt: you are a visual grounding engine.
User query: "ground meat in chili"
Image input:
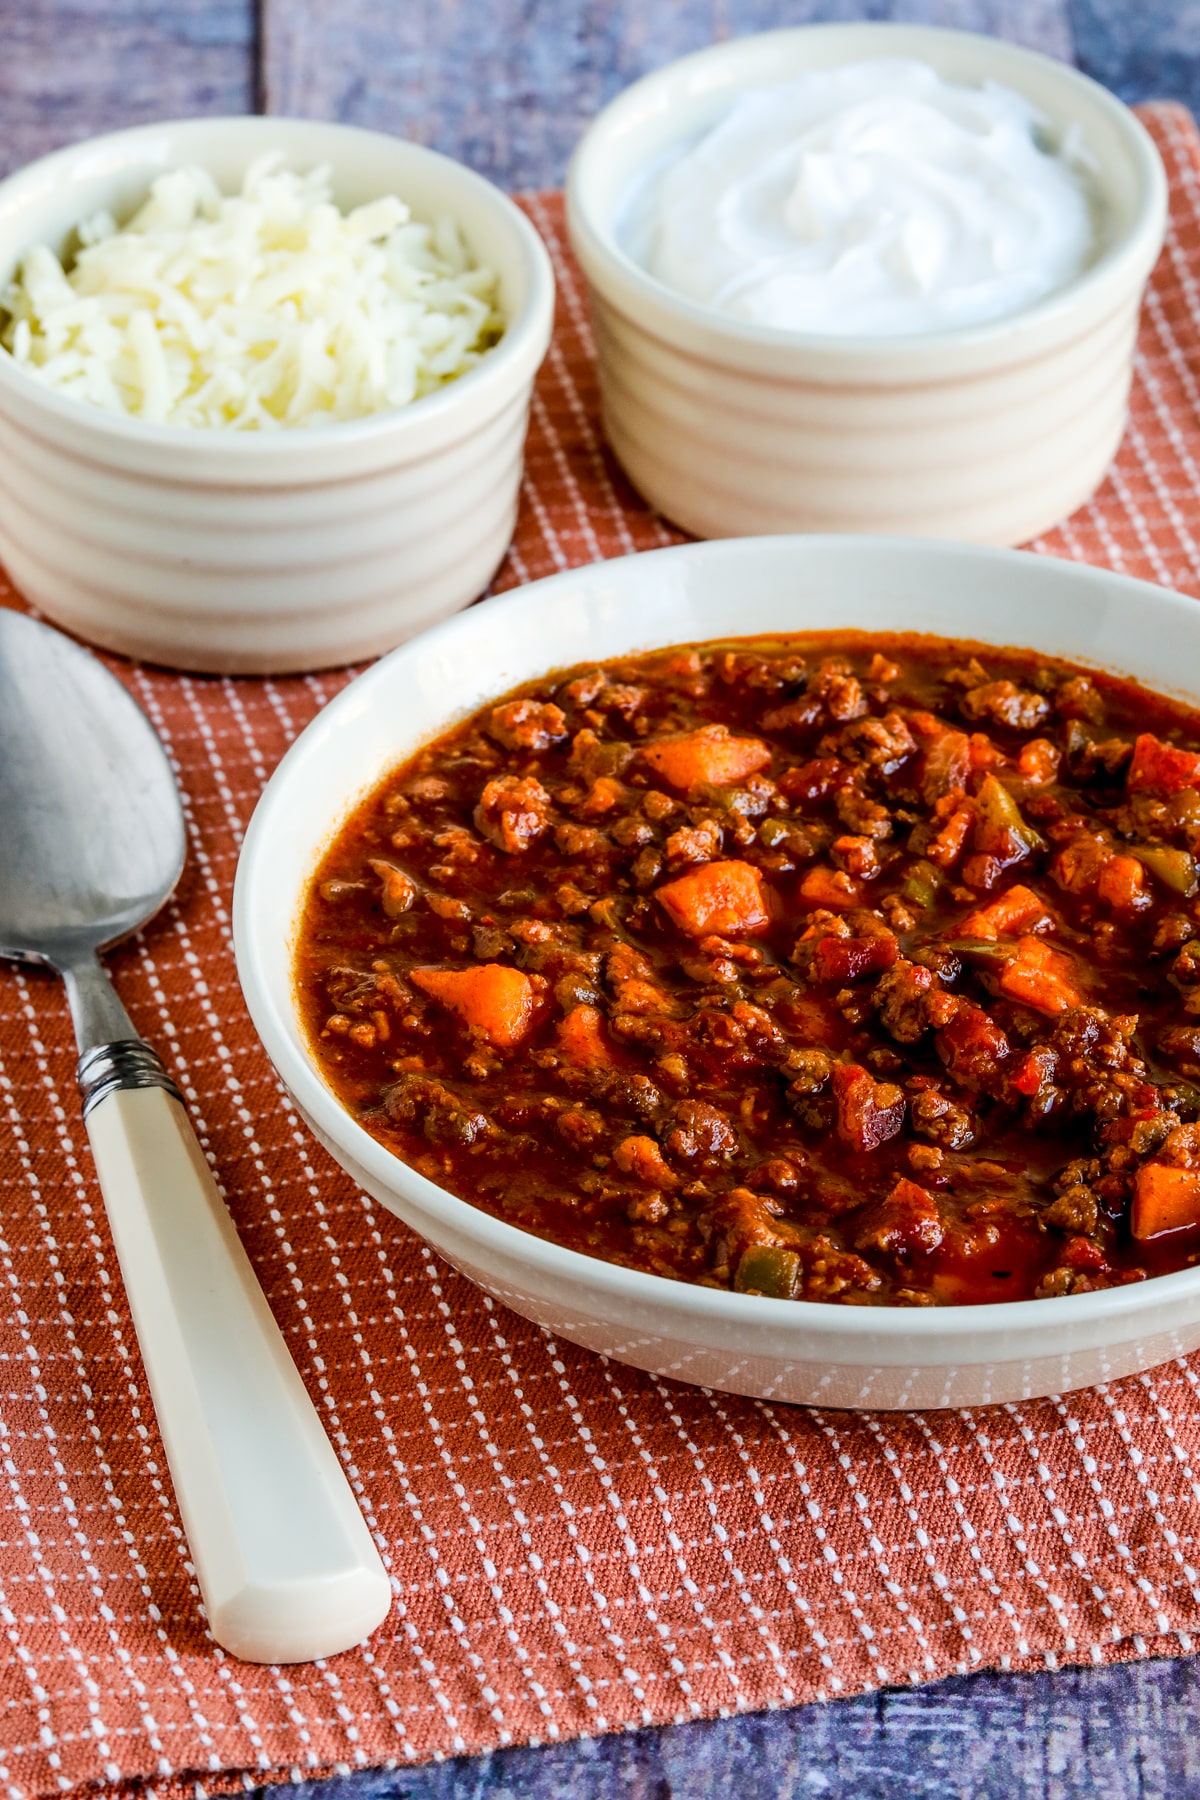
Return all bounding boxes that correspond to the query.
[294,632,1200,1307]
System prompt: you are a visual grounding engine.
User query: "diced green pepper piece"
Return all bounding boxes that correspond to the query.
[940,937,1014,967]
[1168,1078,1200,1120]
[974,773,1044,860]
[1135,844,1199,897]
[758,817,790,848]
[1171,790,1200,828]
[901,859,942,909]
[714,785,766,817]
[734,1244,802,1298]
[587,896,624,930]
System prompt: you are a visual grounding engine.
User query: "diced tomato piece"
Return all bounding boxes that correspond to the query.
[798,865,864,910]
[643,725,771,791]
[936,1003,1011,1085]
[811,935,899,984]
[657,859,770,937]
[1061,1235,1106,1270]
[556,1004,611,1065]
[1010,1048,1056,1097]
[777,758,849,804]
[1096,853,1151,912]
[411,964,535,1047]
[831,1062,905,1153]
[958,884,1052,940]
[1131,1163,1200,1240]
[855,1177,944,1255]
[1127,732,1200,796]
[997,936,1083,1016]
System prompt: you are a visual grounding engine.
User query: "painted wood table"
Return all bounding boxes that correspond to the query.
[4,2,1200,1795]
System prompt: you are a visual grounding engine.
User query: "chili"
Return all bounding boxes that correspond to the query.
[294,632,1200,1307]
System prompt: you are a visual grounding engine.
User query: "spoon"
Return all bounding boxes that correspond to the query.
[0,608,391,1663]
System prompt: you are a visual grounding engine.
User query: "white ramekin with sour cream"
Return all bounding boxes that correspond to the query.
[0,117,554,674]
[566,24,1167,548]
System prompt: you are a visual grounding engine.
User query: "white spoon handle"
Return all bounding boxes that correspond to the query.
[84,1080,391,1663]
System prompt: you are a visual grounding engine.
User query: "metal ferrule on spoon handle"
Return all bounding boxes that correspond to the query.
[69,956,185,1113]
[78,1040,182,1115]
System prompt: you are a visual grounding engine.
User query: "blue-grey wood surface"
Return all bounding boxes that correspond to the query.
[278,1656,1200,1798]
[7,1,1200,1794]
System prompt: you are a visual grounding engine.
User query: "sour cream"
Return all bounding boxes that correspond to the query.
[623,59,1100,336]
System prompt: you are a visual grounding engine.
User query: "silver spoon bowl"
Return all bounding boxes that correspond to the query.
[0,605,186,1092]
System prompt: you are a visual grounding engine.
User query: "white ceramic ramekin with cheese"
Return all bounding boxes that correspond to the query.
[0,118,554,673]
[566,24,1167,548]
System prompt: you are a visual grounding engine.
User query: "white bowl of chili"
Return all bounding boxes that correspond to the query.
[565,24,1166,548]
[0,116,554,673]
[236,535,1200,1410]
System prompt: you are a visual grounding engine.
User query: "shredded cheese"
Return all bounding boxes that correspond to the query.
[0,154,504,429]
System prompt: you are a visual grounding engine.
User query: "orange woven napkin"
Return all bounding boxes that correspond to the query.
[4,100,1200,1800]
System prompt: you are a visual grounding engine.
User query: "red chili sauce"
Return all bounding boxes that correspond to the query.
[294,632,1200,1307]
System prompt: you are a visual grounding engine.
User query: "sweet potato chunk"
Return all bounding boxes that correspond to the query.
[556,1004,611,1066]
[411,964,534,1047]
[613,1134,679,1190]
[1018,738,1061,784]
[798,865,864,910]
[643,724,771,791]
[832,1062,905,1152]
[657,860,770,937]
[958,884,1052,940]
[1096,853,1151,912]
[997,936,1082,1016]
[927,804,974,869]
[579,776,624,817]
[1131,1163,1200,1240]
[1127,732,1200,796]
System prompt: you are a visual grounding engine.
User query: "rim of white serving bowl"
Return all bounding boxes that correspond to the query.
[566,23,1168,372]
[0,116,556,456]
[234,534,1200,1347]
